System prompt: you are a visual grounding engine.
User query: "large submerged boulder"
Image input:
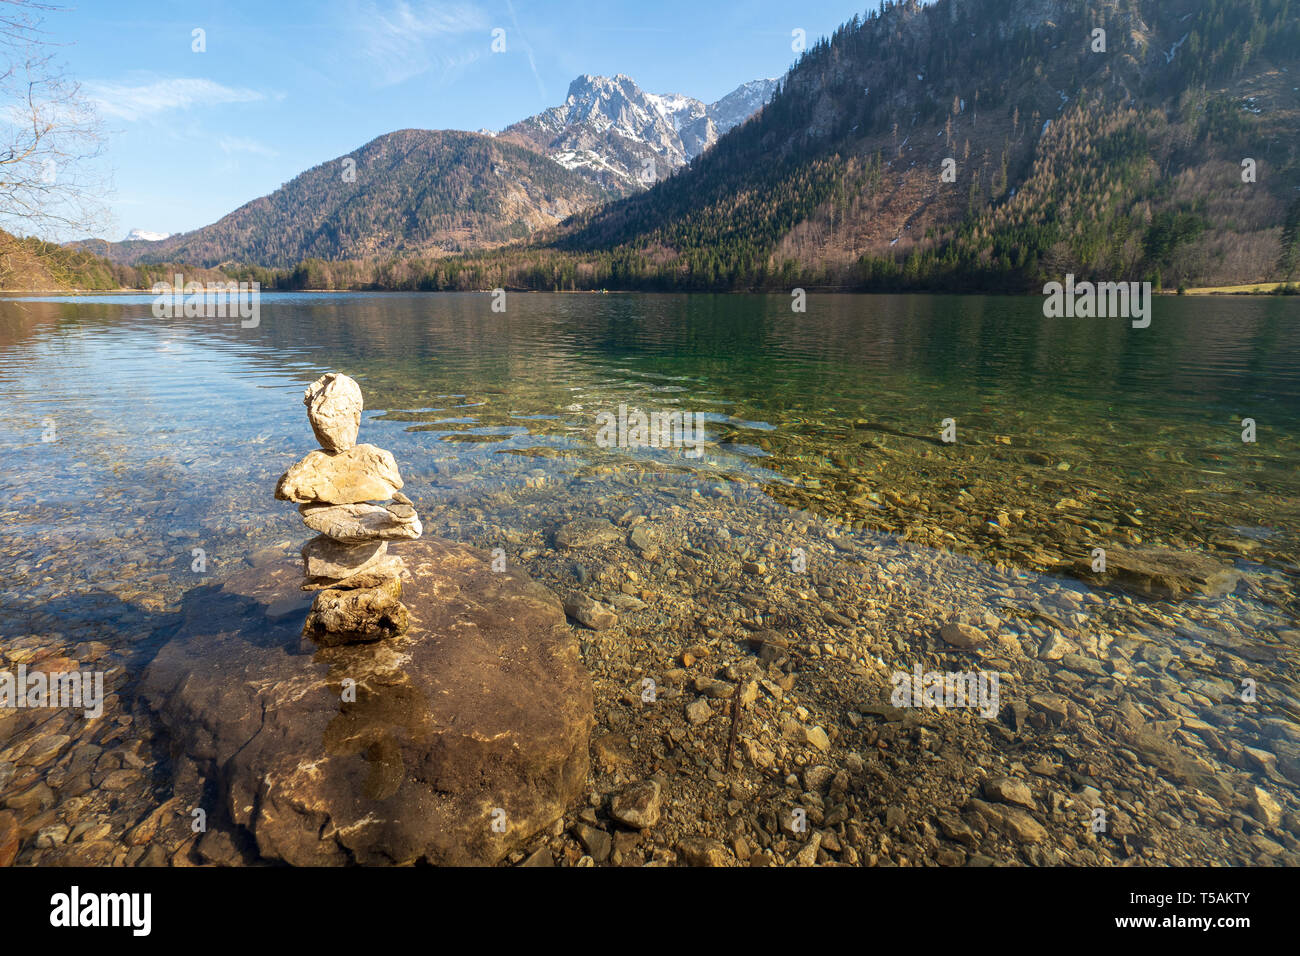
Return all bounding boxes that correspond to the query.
[142,538,593,866]
[1079,547,1241,599]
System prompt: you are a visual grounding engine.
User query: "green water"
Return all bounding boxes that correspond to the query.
[1,291,1298,864]
[6,291,1295,599]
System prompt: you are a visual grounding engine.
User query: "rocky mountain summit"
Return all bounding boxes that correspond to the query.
[501,74,779,190]
[75,75,775,269]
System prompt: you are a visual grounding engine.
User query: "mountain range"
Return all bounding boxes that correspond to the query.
[83,74,777,269]
[505,0,1300,293]
[499,74,779,191]
[82,129,609,267]
[55,0,1300,293]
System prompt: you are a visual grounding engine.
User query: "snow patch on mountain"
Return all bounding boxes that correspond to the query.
[504,73,778,190]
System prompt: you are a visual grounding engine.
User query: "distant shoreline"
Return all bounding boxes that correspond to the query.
[3,284,1296,297]
[1176,282,1297,295]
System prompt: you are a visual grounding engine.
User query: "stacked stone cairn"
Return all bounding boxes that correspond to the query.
[274,372,422,646]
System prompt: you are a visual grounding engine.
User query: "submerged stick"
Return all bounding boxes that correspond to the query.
[725,695,743,773]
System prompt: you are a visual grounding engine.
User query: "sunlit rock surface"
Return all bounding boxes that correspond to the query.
[142,538,593,866]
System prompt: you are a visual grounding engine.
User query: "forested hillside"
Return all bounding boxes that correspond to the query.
[78,130,609,269]
[545,0,1300,291]
[0,229,220,291]
[68,0,1300,293]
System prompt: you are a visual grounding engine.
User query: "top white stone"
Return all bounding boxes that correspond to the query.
[304,372,363,452]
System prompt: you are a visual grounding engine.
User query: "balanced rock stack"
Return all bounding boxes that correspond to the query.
[274,372,422,646]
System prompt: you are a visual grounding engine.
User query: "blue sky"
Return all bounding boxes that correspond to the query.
[46,0,874,239]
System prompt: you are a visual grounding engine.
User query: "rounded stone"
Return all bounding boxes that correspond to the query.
[300,535,388,580]
[304,578,409,647]
[275,444,403,505]
[304,373,363,452]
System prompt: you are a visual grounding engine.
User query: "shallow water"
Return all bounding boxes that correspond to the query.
[1,291,1298,865]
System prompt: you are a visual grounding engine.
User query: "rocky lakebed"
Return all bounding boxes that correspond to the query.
[3,444,1297,867]
[2,294,1298,868]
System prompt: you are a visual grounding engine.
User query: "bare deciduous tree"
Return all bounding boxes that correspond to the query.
[0,0,108,242]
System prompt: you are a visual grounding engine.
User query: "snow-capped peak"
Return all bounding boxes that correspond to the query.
[506,74,779,190]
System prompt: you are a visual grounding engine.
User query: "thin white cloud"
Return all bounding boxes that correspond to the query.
[218,135,278,158]
[86,77,264,121]
[355,0,489,87]
[505,0,545,101]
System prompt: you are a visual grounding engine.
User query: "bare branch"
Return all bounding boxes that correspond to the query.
[0,1,111,242]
